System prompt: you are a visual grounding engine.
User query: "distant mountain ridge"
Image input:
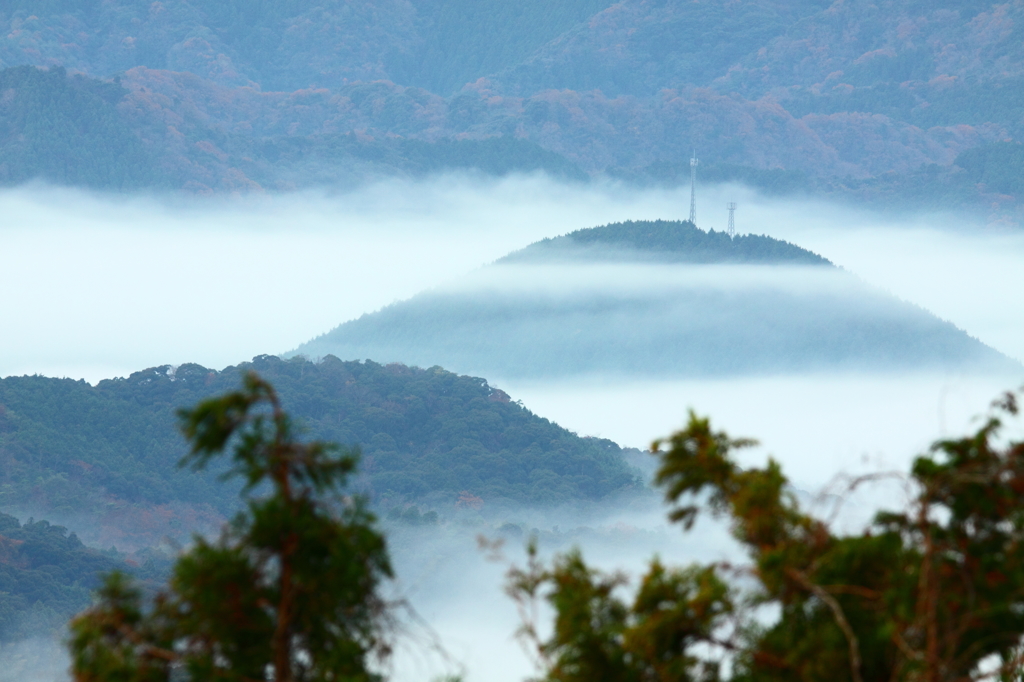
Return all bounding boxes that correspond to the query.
[1,1,1023,216]
[292,220,1017,378]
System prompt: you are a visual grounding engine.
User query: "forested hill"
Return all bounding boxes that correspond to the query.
[292,220,1017,379]
[3,1,1024,217]
[0,65,586,191]
[0,512,167,642]
[0,355,640,547]
[498,220,832,265]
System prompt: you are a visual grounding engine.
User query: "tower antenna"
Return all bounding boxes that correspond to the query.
[727,202,737,237]
[689,150,698,225]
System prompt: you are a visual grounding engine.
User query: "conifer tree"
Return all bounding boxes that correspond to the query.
[68,372,392,682]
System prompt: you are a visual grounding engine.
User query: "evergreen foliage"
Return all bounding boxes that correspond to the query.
[68,372,393,682]
[955,142,1024,197]
[499,220,832,265]
[0,512,162,642]
[0,355,640,530]
[0,65,159,189]
[510,391,1024,682]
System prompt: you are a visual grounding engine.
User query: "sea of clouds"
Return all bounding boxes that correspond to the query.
[2,173,1024,682]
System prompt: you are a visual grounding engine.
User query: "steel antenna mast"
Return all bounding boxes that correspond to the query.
[689,150,698,225]
[727,202,737,237]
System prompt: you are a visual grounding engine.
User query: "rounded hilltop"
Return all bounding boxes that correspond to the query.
[497,219,832,266]
[291,217,1017,379]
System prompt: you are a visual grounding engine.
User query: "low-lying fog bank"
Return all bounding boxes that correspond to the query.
[2,176,1023,681]
[0,177,697,382]
[2,176,1023,382]
[6,368,1022,682]
[504,371,1024,493]
[384,508,740,682]
[294,260,1017,379]
[0,505,739,682]
[387,367,1024,682]
[0,638,69,682]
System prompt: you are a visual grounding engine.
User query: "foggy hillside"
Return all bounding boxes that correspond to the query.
[0,353,644,548]
[498,219,833,265]
[292,220,1017,379]
[0,1,1022,218]
[0,512,171,644]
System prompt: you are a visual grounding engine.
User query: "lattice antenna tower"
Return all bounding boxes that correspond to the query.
[727,202,737,237]
[688,150,698,225]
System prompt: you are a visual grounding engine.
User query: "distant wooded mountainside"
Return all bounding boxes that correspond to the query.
[0,512,167,642]
[1,1,1023,216]
[0,66,157,189]
[0,354,641,548]
[292,220,1018,378]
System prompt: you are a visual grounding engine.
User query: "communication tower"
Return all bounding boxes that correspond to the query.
[688,151,698,225]
[727,202,737,237]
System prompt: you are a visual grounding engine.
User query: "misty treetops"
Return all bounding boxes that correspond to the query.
[3,0,1024,221]
[62,371,1024,682]
[69,373,392,682]
[511,392,1024,682]
[497,220,832,266]
[293,220,1017,380]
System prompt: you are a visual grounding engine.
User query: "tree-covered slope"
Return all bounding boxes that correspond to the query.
[499,220,832,265]
[492,0,832,97]
[2,0,1024,216]
[293,220,1018,379]
[0,355,640,544]
[954,142,1024,198]
[0,65,586,191]
[0,0,615,93]
[389,0,618,95]
[0,65,159,189]
[0,512,165,641]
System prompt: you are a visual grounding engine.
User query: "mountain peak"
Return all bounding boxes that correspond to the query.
[497,219,833,265]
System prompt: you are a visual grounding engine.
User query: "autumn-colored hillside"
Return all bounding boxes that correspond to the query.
[1,0,1022,216]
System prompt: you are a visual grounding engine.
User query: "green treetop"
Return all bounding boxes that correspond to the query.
[510,391,1024,682]
[68,372,393,682]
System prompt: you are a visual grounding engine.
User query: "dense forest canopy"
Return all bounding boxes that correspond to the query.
[0,512,165,642]
[954,142,1024,197]
[0,355,641,546]
[0,1,1022,217]
[498,220,833,265]
[0,0,617,94]
[0,65,157,188]
[0,65,586,191]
